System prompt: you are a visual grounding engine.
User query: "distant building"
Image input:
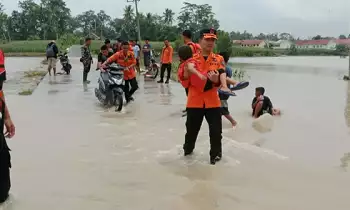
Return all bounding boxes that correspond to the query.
[233,40,266,48]
[269,40,293,49]
[295,39,336,50]
[335,39,350,46]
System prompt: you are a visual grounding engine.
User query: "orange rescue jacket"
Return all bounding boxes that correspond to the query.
[107,50,137,80]
[186,52,224,108]
[160,45,173,64]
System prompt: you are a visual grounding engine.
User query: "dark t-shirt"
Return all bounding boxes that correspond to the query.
[142,44,152,57]
[97,52,113,63]
[252,95,273,117]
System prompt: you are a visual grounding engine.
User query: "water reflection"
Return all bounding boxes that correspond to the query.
[345,81,350,127]
[159,84,172,105]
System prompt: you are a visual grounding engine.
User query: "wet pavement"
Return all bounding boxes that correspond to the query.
[3,54,350,209]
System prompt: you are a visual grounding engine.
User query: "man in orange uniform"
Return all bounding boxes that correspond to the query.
[182,30,201,54]
[102,41,139,103]
[0,49,15,206]
[182,28,225,165]
[157,39,173,84]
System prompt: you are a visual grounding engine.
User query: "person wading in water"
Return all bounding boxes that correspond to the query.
[180,28,225,165]
[80,37,93,84]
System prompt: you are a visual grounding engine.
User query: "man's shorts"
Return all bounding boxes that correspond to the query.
[220,100,229,115]
[47,57,57,69]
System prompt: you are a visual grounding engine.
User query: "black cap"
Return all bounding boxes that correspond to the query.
[104,39,110,44]
[199,28,217,39]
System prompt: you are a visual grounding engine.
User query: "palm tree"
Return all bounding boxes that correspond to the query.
[121,5,136,39]
[163,8,174,25]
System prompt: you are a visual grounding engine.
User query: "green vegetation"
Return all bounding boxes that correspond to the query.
[18,89,34,95]
[2,39,348,57]
[0,1,348,57]
[24,70,47,78]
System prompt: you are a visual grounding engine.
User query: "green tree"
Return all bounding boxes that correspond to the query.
[40,0,71,40]
[96,10,112,39]
[336,44,348,53]
[0,3,9,41]
[312,35,322,40]
[163,8,174,25]
[215,30,232,55]
[76,10,97,37]
[339,35,347,39]
[177,2,219,41]
[120,5,136,40]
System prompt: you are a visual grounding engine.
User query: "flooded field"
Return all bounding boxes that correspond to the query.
[3,56,350,210]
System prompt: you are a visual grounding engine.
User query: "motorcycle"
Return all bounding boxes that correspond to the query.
[58,51,72,74]
[94,63,125,111]
[144,58,160,79]
[144,50,160,79]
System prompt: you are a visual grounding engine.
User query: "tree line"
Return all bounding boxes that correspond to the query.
[0,0,348,43]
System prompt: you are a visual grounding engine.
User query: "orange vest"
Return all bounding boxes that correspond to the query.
[161,46,173,64]
[0,50,5,75]
[107,51,136,80]
[186,52,224,108]
[187,42,201,54]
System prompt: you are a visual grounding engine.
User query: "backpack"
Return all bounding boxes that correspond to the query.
[46,44,55,57]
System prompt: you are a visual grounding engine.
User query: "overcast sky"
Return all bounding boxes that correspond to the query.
[2,0,350,38]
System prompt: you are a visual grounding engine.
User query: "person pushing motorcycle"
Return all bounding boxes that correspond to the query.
[102,41,139,103]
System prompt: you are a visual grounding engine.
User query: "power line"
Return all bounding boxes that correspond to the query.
[127,0,141,42]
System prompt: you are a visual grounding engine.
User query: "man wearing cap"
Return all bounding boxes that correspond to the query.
[183,28,226,165]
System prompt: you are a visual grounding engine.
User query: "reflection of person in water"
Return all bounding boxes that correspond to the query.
[252,87,280,118]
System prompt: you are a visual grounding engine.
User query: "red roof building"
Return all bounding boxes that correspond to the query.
[335,39,350,46]
[295,39,336,50]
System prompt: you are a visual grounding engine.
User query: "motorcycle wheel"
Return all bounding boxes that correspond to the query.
[151,65,159,79]
[115,94,123,112]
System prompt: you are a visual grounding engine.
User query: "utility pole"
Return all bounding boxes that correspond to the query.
[127,0,142,42]
[348,47,350,77]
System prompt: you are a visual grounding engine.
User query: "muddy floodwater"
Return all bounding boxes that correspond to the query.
[3,55,350,210]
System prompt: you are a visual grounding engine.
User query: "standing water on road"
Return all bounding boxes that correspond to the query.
[3,56,350,210]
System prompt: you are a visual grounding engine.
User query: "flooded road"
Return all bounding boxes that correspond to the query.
[3,56,350,209]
